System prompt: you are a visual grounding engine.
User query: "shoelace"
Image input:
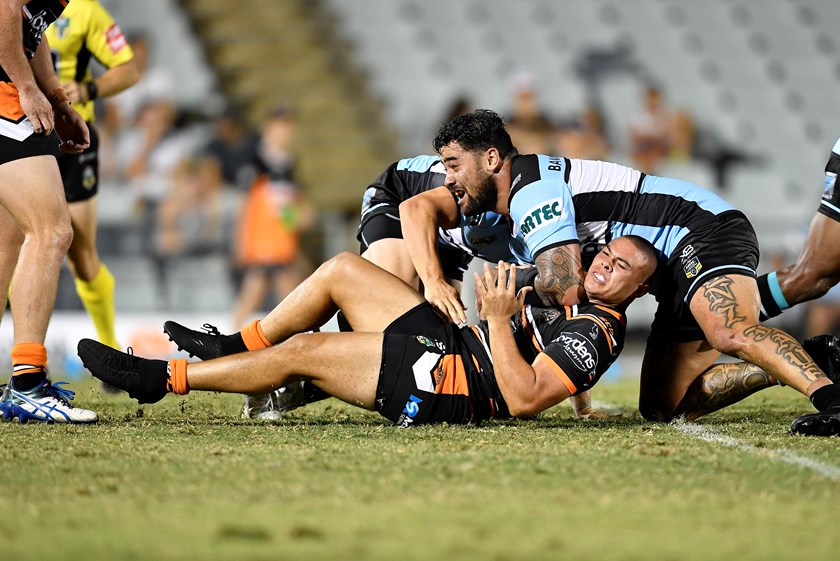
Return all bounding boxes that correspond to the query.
[43,381,76,406]
[201,323,221,337]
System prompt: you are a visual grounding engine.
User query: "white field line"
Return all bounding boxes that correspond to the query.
[590,400,840,482]
[673,420,840,482]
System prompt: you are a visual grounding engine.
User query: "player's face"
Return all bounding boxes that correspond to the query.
[584,238,654,306]
[439,142,498,215]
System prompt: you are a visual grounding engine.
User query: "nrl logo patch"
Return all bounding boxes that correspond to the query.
[684,256,702,278]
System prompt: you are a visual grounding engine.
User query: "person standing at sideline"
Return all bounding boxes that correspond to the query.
[46,0,139,350]
[0,0,96,423]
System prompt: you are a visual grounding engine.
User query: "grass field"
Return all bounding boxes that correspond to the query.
[2,377,839,561]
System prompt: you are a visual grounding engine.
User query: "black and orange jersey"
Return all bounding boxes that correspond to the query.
[470,302,626,396]
[45,0,132,123]
[378,301,626,426]
[0,0,68,139]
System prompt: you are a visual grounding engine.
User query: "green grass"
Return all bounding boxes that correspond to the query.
[2,378,839,561]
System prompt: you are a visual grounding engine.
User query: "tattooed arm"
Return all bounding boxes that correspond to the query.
[533,243,586,307]
[532,243,601,417]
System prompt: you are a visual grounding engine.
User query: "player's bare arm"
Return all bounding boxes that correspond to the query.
[400,186,467,324]
[0,0,52,133]
[63,59,139,104]
[477,262,572,417]
[533,243,585,308]
[30,36,88,152]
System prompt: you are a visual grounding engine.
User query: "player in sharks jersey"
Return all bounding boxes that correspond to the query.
[358,154,512,292]
[758,137,840,319]
[235,154,514,420]
[79,236,658,426]
[432,109,840,436]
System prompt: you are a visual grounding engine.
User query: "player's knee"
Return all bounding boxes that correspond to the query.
[324,251,360,277]
[29,221,74,254]
[706,328,749,357]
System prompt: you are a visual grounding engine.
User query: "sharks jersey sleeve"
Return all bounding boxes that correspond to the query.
[507,155,578,263]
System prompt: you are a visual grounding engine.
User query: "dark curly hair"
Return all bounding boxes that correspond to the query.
[433,109,518,159]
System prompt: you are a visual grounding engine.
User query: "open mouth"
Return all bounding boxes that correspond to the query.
[593,271,606,284]
[452,188,465,202]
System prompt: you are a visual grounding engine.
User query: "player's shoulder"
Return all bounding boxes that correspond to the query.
[395,154,444,175]
[509,154,570,202]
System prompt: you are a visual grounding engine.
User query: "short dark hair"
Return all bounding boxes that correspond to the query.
[433,109,518,159]
[621,235,660,284]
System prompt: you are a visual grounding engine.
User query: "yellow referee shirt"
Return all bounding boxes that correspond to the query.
[45,0,133,123]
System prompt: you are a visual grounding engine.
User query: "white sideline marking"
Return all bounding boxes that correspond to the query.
[673,420,840,482]
[588,400,840,481]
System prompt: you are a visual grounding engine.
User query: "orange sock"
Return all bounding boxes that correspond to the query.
[166,358,190,395]
[11,342,47,375]
[241,319,271,351]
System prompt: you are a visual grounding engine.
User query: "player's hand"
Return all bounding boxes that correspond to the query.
[475,261,531,322]
[54,102,90,154]
[17,86,54,135]
[570,391,610,419]
[425,279,468,325]
[61,80,89,104]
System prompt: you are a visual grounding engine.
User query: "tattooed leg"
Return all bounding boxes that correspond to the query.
[690,274,832,397]
[674,362,778,421]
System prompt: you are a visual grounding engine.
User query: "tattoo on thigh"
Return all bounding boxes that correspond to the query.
[743,325,824,383]
[700,276,746,329]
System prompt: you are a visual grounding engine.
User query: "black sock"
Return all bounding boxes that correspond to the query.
[809,384,840,411]
[220,333,248,355]
[756,273,783,320]
[10,371,47,391]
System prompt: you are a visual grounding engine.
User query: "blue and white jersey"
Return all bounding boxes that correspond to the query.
[360,155,446,221]
[440,211,514,263]
[358,154,515,263]
[507,155,738,264]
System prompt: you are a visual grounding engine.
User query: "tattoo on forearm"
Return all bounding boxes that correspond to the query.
[675,362,776,420]
[700,276,746,329]
[743,324,824,383]
[534,247,583,306]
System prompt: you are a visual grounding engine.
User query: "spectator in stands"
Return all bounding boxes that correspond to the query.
[628,85,693,173]
[203,104,259,191]
[505,72,554,154]
[232,105,313,329]
[553,105,610,160]
[157,155,228,260]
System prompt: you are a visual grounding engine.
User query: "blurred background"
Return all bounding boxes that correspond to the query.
[3,0,839,373]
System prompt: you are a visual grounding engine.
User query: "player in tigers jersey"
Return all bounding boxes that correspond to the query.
[0,0,95,423]
[78,236,658,426]
[431,109,840,436]
[45,0,138,350]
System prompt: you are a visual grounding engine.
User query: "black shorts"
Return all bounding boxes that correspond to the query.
[59,124,99,203]
[358,207,473,282]
[0,132,59,166]
[648,211,759,345]
[374,303,506,426]
[817,151,840,221]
